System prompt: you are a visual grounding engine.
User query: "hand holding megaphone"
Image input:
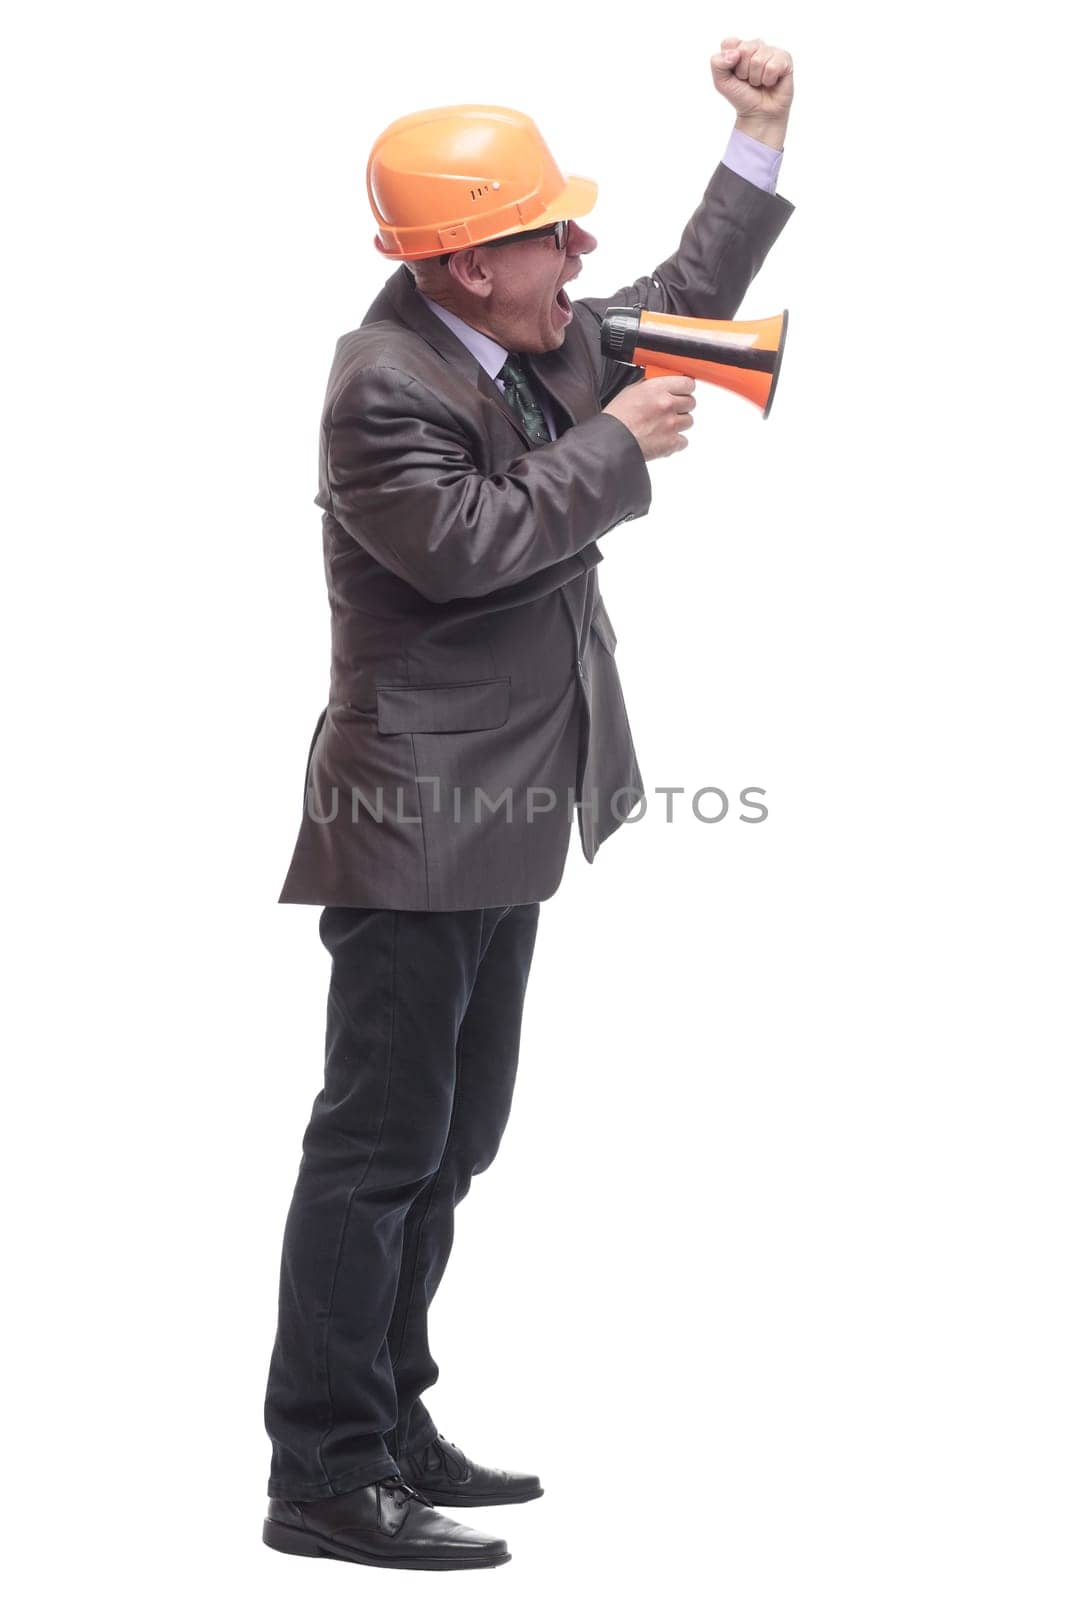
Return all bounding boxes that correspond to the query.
[601,303,789,459]
[604,373,698,462]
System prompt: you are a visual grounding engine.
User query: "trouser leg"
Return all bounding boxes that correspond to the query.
[383,901,541,1462]
[263,905,509,1501]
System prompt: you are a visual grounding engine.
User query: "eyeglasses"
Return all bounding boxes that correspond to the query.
[438,219,570,266]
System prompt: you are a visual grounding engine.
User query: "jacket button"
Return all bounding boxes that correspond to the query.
[576,658,585,679]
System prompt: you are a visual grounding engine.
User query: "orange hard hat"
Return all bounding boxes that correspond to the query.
[366,104,598,261]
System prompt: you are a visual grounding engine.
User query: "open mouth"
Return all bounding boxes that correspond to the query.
[553,284,572,320]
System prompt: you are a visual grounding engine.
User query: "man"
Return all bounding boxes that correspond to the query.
[264,37,795,1572]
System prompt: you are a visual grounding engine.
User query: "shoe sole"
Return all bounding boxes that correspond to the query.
[420,1485,544,1507]
[263,1517,511,1570]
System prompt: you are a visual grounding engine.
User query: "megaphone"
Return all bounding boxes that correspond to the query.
[601,305,789,418]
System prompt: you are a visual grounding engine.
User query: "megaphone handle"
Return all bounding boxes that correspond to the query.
[641,363,674,380]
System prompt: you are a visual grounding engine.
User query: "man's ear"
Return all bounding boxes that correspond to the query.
[448,248,493,300]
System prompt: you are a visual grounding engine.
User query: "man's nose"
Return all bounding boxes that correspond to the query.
[568,220,597,255]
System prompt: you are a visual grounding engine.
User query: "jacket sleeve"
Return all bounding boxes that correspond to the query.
[575,161,795,405]
[324,364,652,604]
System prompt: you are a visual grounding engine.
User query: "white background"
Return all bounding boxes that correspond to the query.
[4,2,1065,1595]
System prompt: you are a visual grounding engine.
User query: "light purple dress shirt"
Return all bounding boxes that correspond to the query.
[410,127,783,441]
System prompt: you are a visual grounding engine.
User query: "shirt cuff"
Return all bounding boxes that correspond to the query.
[722,125,783,195]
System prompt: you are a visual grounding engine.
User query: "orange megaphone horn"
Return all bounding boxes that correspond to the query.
[601,305,789,418]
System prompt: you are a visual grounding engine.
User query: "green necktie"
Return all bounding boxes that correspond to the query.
[497,352,552,446]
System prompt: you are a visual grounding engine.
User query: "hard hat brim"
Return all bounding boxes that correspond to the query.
[474,173,598,243]
[446,172,598,251]
[374,172,598,260]
[522,172,598,230]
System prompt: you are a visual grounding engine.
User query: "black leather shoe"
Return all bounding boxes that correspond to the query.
[262,1473,510,1570]
[397,1433,544,1507]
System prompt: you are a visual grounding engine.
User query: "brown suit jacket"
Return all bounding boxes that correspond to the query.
[278,161,794,909]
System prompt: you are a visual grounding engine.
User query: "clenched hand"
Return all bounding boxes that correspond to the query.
[711,36,794,149]
[603,375,697,462]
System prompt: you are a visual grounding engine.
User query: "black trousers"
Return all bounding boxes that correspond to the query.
[264,901,541,1500]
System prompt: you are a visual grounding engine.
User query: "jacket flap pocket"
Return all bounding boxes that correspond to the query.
[590,605,617,655]
[376,676,510,735]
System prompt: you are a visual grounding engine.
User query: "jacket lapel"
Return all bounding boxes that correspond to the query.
[524,348,589,433]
